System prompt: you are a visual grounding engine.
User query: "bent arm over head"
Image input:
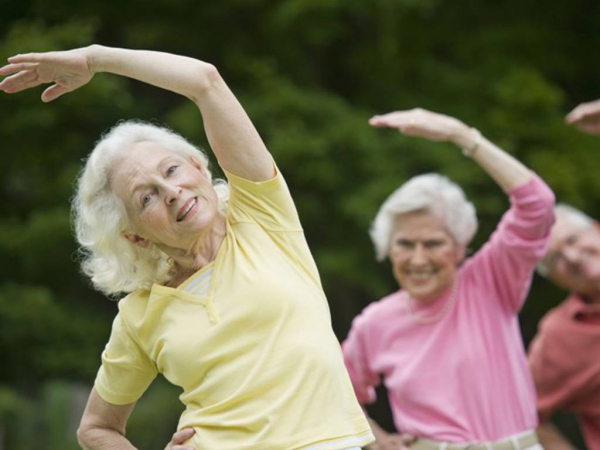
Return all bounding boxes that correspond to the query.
[0,45,274,182]
[369,108,533,191]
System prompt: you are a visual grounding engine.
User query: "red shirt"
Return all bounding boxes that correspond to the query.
[529,295,600,450]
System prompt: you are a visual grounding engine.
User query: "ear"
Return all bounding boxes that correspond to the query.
[123,232,152,248]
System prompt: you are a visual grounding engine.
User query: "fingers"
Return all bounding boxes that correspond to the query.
[565,99,600,124]
[399,433,417,445]
[369,109,428,132]
[41,84,70,102]
[369,111,406,128]
[0,62,39,76]
[0,70,41,93]
[170,428,195,445]
[8,53,48,64]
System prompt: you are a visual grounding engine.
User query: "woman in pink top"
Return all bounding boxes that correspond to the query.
[343,108,556,450]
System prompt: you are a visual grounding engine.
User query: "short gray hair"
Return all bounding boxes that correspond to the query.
[72,120,229,297]
[537,203,594,276]
[370,173,478,261]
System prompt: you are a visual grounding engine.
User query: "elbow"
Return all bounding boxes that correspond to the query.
[188,62,223,103]
[77,422,93,448]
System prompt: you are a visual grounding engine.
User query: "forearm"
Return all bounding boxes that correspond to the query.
[87,44,272,180]
[88,45,217,103]
[451,125,533,192]
[78,426,137,450]
[537,421,577,450]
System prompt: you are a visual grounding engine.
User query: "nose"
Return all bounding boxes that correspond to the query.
[410,244,428,265]
[562,246,581,265]
[164,183,181,205]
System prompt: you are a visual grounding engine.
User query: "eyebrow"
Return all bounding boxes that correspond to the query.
[128,156,176,202]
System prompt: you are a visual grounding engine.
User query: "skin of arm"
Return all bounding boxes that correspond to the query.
[369,108,533,192]
[77,388,195,450]
[77,388,137,450]
[0,45,274,182]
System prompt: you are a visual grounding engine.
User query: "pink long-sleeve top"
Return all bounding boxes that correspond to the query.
[343,175,555,442]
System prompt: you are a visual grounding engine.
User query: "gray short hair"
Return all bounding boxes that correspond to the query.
[370,173,478,261]
[537,203,594,276]
[72,120,229,297]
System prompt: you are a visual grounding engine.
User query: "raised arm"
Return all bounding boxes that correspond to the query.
[0,45,273,181]
[369,108,532,191]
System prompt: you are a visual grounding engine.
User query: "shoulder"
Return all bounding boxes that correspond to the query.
[117,289,152,328]
[538,298,574,334]
[351,291,404,331]
[530,297,576,361]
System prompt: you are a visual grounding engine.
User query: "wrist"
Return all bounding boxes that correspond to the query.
[453,125,482,157]
[86,44,109,74]
[450,122,474,148]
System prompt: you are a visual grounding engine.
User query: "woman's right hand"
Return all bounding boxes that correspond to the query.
[0,47,94,102]
[164,427,195,450]
[369,108,472,147]
[565,98,600,135]
[368,432,416,450]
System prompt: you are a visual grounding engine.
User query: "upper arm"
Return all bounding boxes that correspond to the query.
[193,66,274,182]
[78,388,136,444]
[466,176,555,314]
[342,313,380,405]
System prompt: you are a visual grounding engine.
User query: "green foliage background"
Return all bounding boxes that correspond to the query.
[1,0,598,448]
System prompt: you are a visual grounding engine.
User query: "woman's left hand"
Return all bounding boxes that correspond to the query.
[164,427,195,450]
[0,47,94,102]
[369,108,470,146]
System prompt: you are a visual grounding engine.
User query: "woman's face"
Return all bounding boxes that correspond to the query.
[389,210,464,302]
[544,218,600,295]
[111,141,219,250]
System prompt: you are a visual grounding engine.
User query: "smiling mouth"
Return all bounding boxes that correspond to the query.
[403,270,437,281]
[177,198,197,222]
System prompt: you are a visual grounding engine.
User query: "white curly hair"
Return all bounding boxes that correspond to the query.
[537,203,594,276]
[72,120,229,297]
[370,173,478,261]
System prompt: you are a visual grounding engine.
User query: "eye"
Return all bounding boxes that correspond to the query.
[166,165,179,176]
[142,192,153,207]
[396,239,414,249]
[424,240,443,249]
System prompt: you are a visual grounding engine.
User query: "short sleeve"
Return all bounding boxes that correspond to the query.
[224,166,303,232]
[342,314,380,405]
[94,313,157,405]
[464,175,555,314]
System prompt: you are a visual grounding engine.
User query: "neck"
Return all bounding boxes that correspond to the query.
[159,213,227,281]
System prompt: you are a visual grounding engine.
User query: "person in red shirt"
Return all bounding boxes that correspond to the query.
[529,99,600,450]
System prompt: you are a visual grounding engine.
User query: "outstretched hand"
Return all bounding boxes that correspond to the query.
[0,47,94,102]
[565,99,600,136]
[369,108,470,146]
[164,427,195,450]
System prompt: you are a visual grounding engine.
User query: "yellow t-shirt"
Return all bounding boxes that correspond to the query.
[94,168,373,450]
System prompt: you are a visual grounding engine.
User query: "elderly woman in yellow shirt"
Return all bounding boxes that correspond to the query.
[0,46,373,450]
